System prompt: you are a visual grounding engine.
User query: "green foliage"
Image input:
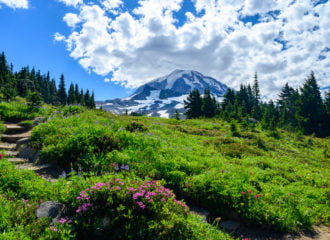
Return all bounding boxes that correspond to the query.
[26,91,43,110]
[125,120,148,132]
[0,121,5,133]
[28,111,330,233]
[0,157,231,240]
[0,101,43,121]
[0,52,95,108]
[184,89,203,119]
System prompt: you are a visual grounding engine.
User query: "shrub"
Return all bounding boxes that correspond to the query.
[0,101,42,121]
[126,121,148,132]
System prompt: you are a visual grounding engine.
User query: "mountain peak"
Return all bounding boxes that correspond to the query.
[98,70,228,118]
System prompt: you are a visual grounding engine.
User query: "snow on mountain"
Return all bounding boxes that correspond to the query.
[98,70,228,118]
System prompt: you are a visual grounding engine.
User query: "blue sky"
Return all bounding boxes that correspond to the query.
[0,0,329,100]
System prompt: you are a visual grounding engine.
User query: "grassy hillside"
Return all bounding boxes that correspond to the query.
[30,109,329,231]
[0,103,329,239]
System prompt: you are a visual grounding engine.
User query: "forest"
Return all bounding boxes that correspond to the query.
[184,73,330,137]
[0,52,95,108]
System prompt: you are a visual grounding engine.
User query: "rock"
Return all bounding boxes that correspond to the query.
[16,138,30,149]
[102,216,111,227]
[226,209,240,221]
[33,117,45,125]
[248,118,259,123]
[36,201,65,223]
[5,124,26,134]
[220,220,240,231]
[189,204,210,223]
[17,145,38,161]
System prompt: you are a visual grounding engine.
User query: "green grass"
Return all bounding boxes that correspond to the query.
[0,153,232,240]
[29,109,330,232]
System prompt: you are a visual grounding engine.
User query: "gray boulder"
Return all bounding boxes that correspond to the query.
[36,201,65,222]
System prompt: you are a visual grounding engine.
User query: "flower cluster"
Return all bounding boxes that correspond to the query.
[76,203,93,213]
[74,178,189,215]
[128,180,189,211]
[242,189,261,199]
[112,162,130,172]
[58,217,72,224]
[0,154,3,159]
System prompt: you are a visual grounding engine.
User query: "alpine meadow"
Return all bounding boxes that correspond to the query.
[0,0,330,240]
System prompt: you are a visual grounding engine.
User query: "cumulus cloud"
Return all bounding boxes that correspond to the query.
[0,0,28,8]
[57,0,83,8]
[63,13,81,27]
[55,0,330,99]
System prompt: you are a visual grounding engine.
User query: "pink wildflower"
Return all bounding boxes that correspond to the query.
[0,154,3,159]
[241,192,246,195]
[248,190,252,194]
[255,194,260,199]
[136,201,146,209]
[49,226,58,232]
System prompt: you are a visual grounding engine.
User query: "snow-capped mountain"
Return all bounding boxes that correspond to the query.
[97,70,228,118]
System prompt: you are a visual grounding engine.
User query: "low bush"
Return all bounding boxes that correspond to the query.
[0,101,41,121]
[126,120,148,132]
[0,157,232,240]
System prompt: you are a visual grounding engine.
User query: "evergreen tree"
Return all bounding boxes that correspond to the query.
[324,89,330,136]
[74,84,79,104]
[67,83,76,105]
[252,73,261,119]
[79,89,85,106]
[173,110,181,120]
[202,88,217,118]
[184,89,203,119]
[58,74,67,105]
[84,90,91,108]
[49,79,58,105]
[299,72,325,136]
[90,92,96,109]
[261,100,277,130]
[277,83,300,129]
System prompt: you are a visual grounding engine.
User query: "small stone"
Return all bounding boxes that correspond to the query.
[36,201,65,223]
[220,220,240,231]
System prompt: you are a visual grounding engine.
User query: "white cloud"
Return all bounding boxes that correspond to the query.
[54,32,66,42]
[57,0,83,8]
[102,0,122,13]
[63,13,81,27]
[0,0,28,8]
[55,0,330,99]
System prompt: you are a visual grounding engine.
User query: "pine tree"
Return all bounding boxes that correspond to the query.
[67,83,76,105]
[277,83,300,129]
[84,90,91,108]
[261,100,277,130]
[74,84,79,104]
[252,73,261,119]
[173,110,181,120]
[90,92,96,109]
[49,79,58,105]
[58,74,67,105]
[184,89,203,119]
[299,72,326,136]
[324,89,330,136]
[79,89,85,106]
[202,88,217,118]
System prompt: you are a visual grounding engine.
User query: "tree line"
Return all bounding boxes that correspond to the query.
[0,52,95,108]
[184,73,330,137]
